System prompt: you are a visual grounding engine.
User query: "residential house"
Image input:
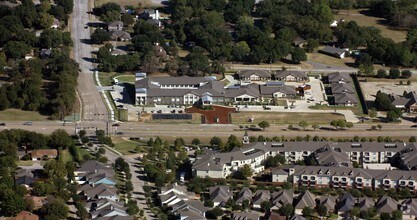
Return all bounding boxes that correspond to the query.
[293,37,306,48]
[331,83,355,94]
[235,187,253,205]
[267,212,286,220]
[327,72,352,84]
[107,21,123,31]
[209,186,233,207]
[275,70,308,82]
[391,91,417,114]
[110,30,131,41]
[91,202,129,219]
[401,198,417,220]
[400,143,417,170]
[319,46,349,59]
[110,48,128,56]
[358,196,374,211]
[6,211,39,220]
[336,193,355,215]
[232,211,261,220]
[376,196,398,214]
[15,169,35,187]
[318,195,337,213]
[271,189,293,210]
[334,93,358,106]
[294,190,316,215]
[30,149,58,161]
[171,200,208,220]
[40,48,51,59]
[238,70,272,82]
[259,83,298,100]
[24,196,46,210]
[291,215,306,220]
[74,160,115,185]
[252,190,270,209]
[141,9,160,20]
[159,183,196,206]
[79,184,118,201]
[51,18,60,29]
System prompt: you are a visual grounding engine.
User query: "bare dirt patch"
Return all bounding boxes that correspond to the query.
[231,112,345,125]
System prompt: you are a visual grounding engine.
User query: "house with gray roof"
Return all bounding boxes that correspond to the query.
[401,198,417,220]
[400,143,417,170]
[291,215,306,220]
[159,183,196,206]
[235,187,253,205]
[319,46,349,59]
[110,30,131,41]
[336,193,355,215]
[315,145,352,167]
[80,184,118,201]
[271,189,294,210]
[358,197,374,211]
[334,93,358,106]
[171,200,208,220]
[74,160,115,186]
[209,186,233,207]
[107,21,123,31]
[232,211,261,220]
[376,196,398,214]
[15,169,35,187]
[331,83,355,94]
[391,91,417,114]
[327,72,352,84]
[275,70,308,82]
[252,190,270,209]
[237,70,272,82]
[294,190,316,215]
[318,195,337,213]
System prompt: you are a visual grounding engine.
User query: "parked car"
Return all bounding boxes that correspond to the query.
[116,105,124,108]
[23,122,32,126]
[157,110,162,113]
[0,123,5,126]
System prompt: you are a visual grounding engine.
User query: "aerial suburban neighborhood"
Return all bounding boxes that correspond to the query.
[1,0,417,219]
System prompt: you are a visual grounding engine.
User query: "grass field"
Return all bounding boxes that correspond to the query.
[230,112,345,125]
[307,52,355,67]
[0,109,49,121]
[17,160,34,166]
[116,75,135,84]
[98,72,119,86]
[113,136,147,155]
[60,150,73,163]
[334,9,407,43]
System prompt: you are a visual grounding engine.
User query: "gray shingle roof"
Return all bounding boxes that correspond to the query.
[275,71,307,80]
[232,211,260,220]
[235,187,253,204]
[331,83,355,94]
[328,72,351,84]
[336,193,355,212]
[209,186,233,205]
[295,190,315,209]
[315,145,351,167]
[334,93,358,104]
[376,196,397,213]
[320,46,347,56]
[358,197,374,211]
[252,190,270,206]
[272,189,293,208]
[238,70,271,78]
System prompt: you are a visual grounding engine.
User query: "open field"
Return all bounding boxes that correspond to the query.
[334,9,407,43]
[60,150,73,162]
[113,136,147,155]
[17,160,34,166]
[0,109,49,121]
[116,75,135,84]
[360,80,417,105]
[309,104,364,117]
[142,113,202,124]
[230,112,345,125]
[307,52,355,67]
[98,72,118,86]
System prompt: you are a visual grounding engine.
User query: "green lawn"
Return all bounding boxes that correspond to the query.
[98,72,118,86]
[60,150,73,163]
[116,75,135,84]
[78,147,92,158]
[231,112,345,125]
[113,137,147,155]
[17,160,34,166]
[0,109,49,121]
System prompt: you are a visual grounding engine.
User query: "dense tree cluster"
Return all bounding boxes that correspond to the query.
[0,0,77,119]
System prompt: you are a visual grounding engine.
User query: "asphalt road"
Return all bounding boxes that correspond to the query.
[71,0,108,121]
[3,121,417,139]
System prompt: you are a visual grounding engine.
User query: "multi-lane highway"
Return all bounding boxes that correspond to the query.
[71,0,108,121]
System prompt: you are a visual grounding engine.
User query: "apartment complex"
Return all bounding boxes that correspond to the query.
[273,165,417,191]
[192,140,413,179]
[135,73,298,105]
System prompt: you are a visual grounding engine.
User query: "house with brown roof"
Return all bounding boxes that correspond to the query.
[30,149,58,161]
[7,211,39,220]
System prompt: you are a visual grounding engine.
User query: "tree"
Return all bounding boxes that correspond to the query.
[377,69,388,78]
[389,68,401,79]
[238,164,253,179]
[302,206,313,217]
[204,200,214,208]
[3,41,31,59]
[91,29,111,44]
[44,199,69,220]
[409,136,416,142]
[316,204,328,216]
[298,120,309,130]
[232,41,250,61]
[49,129,73,149]
[125,180,133,192]
[369,108,377,118]
[350,207,360,218]
[121,14,135,26]
[75,203,89,220]
[206,207,223,219]
[346,122,354,130]
[401,70,412,78]
[312,123,320,130]
[210,136,224,150]
[305,38,319,52]
[260,201,272,212]
[0,190,26,216]
[191,138,200,146]
[37,13,54,29]
[377,124,382,130]
[278,203,294,216]
[374,91,394,111]
[387,108,401,122]
[258,121,270,131]
[391,210,402,220]
[291,47,307,64]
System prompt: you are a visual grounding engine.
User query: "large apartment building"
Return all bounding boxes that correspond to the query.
[192,140,413,179]
[134,73,298,106]
[273,165,417,191]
